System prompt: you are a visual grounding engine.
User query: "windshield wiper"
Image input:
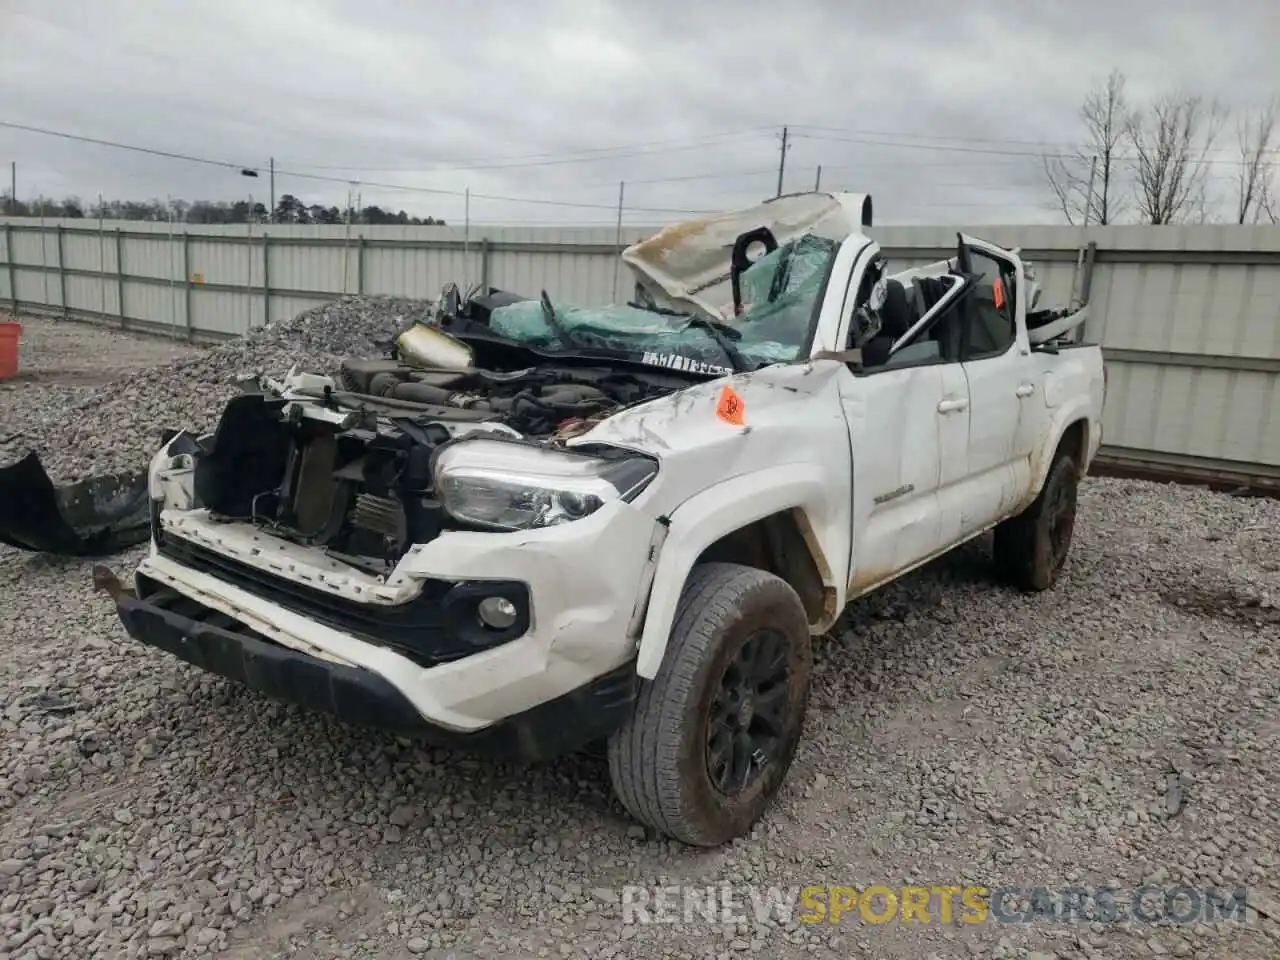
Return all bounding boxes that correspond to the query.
[540,290,579,348]
[685,316,750,374]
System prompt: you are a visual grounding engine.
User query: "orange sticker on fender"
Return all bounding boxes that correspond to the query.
[716,385,745,425]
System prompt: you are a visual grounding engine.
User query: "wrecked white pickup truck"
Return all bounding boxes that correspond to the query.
[95,192,1105,846]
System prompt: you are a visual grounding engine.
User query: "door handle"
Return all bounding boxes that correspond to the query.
[1015,383,1035,398]
[937,398,969,414]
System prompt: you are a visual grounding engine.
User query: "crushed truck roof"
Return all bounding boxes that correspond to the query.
[621,191,874,321]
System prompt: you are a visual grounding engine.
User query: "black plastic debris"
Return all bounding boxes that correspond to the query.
[0,451,151,556]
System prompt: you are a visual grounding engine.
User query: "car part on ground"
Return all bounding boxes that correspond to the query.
[0,450,150,555]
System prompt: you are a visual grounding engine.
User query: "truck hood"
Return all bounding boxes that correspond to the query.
[571,359,844,459]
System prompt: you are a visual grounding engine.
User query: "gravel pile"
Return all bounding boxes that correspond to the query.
[0,323,1277,959]
[0,298,433,482]
[0,316,201,462]
[0,472,1276,959]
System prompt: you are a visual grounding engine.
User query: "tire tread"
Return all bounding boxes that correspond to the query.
[608,562,808,845]
[994,451,1078,592]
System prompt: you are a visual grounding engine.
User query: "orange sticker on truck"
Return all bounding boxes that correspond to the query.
[716,385,745,426]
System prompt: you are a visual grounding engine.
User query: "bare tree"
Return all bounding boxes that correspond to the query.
[1234,95,1278,224]
[1125,92,1228,224]
[1044,68,1132,225]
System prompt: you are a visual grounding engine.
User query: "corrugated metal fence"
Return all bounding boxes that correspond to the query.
[2,217,1278,486]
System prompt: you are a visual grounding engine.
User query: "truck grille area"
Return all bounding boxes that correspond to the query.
[156,535,531,668]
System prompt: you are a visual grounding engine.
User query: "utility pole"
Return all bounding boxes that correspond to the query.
[612,180,625,302]
[269,157,275,223]
[814,165,822,191]
[342,186,353,294]
[1083,155,1098,228]
[775,126,789,198]
[463,187,471,289]
[1069,155,1099,306]
[8,162,14,215]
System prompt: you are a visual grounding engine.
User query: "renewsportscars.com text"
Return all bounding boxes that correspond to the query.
[620,884,1250,926]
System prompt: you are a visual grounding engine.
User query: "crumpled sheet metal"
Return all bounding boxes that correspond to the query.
[620,191,872,321]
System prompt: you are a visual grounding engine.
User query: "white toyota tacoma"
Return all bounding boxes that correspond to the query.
[96,192,1106,846]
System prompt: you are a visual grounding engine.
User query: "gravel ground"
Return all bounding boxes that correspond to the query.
[1,319,1278,960]
[0,315,200,465]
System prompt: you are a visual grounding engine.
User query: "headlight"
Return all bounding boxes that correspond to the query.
[433,439,657,531]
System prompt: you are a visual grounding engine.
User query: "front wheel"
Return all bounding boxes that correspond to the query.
[607,562,813,847]
[993,450,1080,591]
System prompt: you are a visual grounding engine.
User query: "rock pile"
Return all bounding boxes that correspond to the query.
[14,297,433,482]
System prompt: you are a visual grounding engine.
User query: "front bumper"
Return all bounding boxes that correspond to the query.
[111,576,638,762]
[114,497,662,745]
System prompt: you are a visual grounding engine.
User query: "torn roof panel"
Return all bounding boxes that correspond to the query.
[621,191,873,320]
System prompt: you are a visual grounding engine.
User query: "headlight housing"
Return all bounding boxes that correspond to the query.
[433,439,657,531]
[146,431,203,506]
[146,444,172,500]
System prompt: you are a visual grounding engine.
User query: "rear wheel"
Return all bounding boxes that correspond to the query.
[993,450,1079,591]
[607,562,812,846]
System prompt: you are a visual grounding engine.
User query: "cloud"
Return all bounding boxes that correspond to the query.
[0,0,1276,226]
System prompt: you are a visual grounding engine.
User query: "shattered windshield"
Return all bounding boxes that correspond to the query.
[487,234,839,373]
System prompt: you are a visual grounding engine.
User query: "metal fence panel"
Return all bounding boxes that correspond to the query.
[1103,361,1278,467]
[2,216,1278,480]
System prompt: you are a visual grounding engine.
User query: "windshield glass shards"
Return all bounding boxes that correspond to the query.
[488,234,839,373]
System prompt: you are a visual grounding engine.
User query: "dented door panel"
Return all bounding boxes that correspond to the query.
[956,346,1038,537]
[842,363,947,597]
[934,363,974,549]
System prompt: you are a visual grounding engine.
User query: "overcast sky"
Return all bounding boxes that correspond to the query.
[1,0,1277,227]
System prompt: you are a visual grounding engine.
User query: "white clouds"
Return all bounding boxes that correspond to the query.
[0,0,1276,226]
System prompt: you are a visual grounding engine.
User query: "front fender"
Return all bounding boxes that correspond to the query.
[634,462,846,679]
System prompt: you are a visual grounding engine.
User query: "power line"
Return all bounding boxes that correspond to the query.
[820,157,1055,170]
[792,130,1272,167]
[271,165,709,214]
[6,116,1264,220]
[0,118,773,178]
[0,119,714,215]
[289,129,776,173]
[0,119,252,173]
[577,168,776,187]
[793,123,1278,162]
[791,123,1085,150]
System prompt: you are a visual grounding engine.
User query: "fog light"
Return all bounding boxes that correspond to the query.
[477,596,519,630]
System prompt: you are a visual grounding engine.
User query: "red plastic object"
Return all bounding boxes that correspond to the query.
[0,322,20,380]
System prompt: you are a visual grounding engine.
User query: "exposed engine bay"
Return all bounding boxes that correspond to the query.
[337,357,682,438]
[169,348,687,576]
